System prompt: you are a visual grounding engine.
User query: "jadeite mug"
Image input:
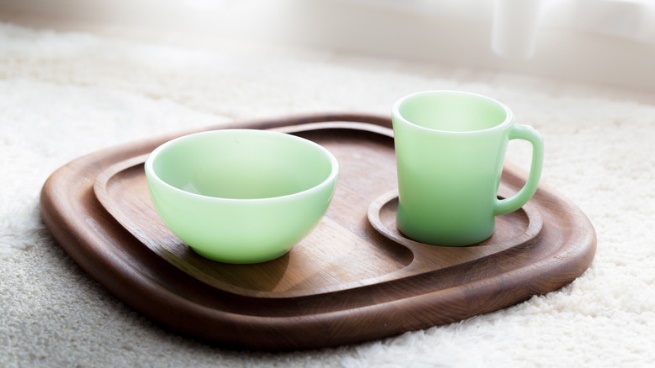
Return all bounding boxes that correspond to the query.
[145,129,338,264]
[392,90,544,246]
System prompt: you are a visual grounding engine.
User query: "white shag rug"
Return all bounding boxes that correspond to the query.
[1,22,654,367]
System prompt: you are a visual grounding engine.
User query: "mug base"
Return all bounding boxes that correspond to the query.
[396,212,495,247]
[397,227,493,247]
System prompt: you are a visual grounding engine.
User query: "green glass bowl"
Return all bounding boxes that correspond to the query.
[144,129,339,264]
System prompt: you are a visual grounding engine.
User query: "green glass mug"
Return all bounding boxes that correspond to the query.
[392,90,544,246]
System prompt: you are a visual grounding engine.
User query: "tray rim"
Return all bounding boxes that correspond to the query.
[39,112,597,351]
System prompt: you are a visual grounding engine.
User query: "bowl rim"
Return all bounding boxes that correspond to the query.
[144,129,339,203]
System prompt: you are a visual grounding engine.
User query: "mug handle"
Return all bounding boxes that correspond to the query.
[494,124,544,216]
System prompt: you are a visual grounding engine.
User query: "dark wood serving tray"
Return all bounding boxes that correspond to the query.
[40,113,596,351]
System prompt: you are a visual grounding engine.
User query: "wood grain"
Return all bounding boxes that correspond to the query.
[40,113,596,351]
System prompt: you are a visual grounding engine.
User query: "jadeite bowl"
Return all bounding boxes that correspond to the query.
[145,129,338,264]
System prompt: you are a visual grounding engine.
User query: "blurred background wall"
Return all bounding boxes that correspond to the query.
[0,0,653,93]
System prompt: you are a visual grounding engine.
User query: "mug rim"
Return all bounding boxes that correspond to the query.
[145,129,339,203]
[392,90,514,134]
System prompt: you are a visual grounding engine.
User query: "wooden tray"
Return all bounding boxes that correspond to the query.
[40,113,596,351]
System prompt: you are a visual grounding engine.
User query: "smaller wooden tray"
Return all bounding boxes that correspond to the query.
[368,189,545,270]
[40,113,596,351]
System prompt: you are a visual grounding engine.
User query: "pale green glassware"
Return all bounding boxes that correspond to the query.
[392,90,544,246]
[145,129,338,264]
